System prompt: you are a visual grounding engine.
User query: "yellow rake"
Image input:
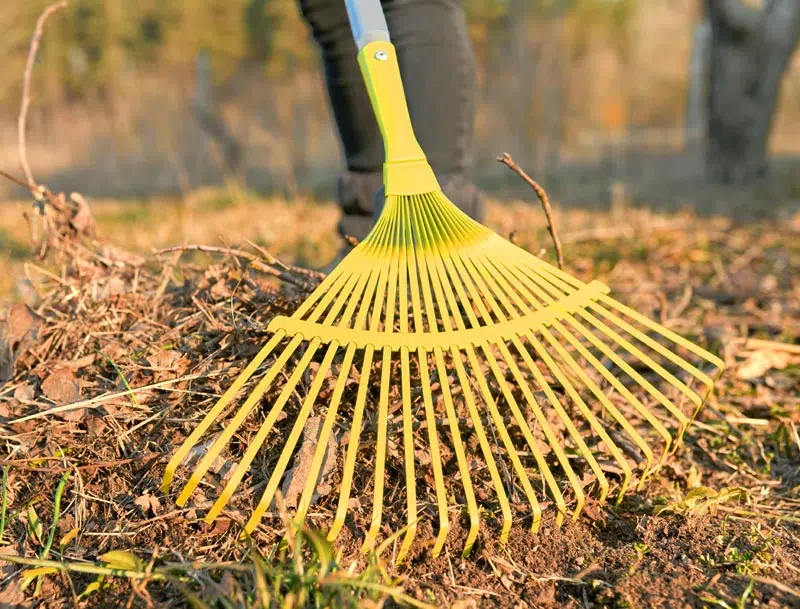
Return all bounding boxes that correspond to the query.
[161,0,723,561]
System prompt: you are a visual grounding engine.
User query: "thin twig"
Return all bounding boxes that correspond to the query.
[18,1,69,188]
[154,244,320,289]
[497,152,565,269]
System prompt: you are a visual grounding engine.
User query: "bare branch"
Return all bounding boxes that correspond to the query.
[153,244,320,290]
[17,1,68,190]
[496,152,565,270]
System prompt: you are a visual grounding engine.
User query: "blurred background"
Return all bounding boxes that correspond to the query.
[0,0,799,283]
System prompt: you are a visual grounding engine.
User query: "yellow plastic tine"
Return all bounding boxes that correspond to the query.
[362,346,392,553]
[176,334,304,505]
[407,204,452,555]
[510,263,693,431]
[464,345,543,531]
[396,347,418,564]
[434,347,480,557]
[501,261,676,445]
[411,204,482,554]
[418,202,549,528]
[514,262,707,417]
[394,200,419,564]
[413,198,472,333]
[487,258,664,473]
[562,315,678,460]
[542,323,655,483]
[423,218,580,524]
[578,308,699,419]
[201,338,322,521]
[512,332,609,503]
[472,257,627,501]
[329,208,398,543]
[417,348,449,556]
[471,254,638,498]
[409,198,443,332]
[202,264,363,522]
[295,344,357,522]
[481,345,564,528]
[327,346,374,542]
[599,294,724,374]
[414,209,514,540]
[290,247,363,321]
[591,299,716,390]
[162,329,284,492]
[524,331,629,502]
[503,337,586,520]
[450,347,513,545]
[241,342,339,534]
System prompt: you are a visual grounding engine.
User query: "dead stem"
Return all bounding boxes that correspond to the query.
[18,1,69,188]
[497,152,566,270]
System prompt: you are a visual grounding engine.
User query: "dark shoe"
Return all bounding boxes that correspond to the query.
[336,171,383,242]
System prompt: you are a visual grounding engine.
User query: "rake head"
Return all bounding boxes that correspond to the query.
[162,189,723,561]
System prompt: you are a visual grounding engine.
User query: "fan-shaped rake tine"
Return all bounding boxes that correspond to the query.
[412,202,499,553]
[295,344,358,523]
[511,265,694,431]
[292,241,385,526]
[198,262,368,522]
[420,196,574,525]
[428,219,603,516]
[327,207,397,544]
[166,251,364,501]
[470,254,634,501]
[362,198,405,553]
[488,258,670,482]
[450,346,514,543]
[412,198,546,529]
[362,346,392,553]
[473,250,637,497]
[527,264,720,393]
[175,333,304,505]
[203,338,322,523]
[463,345,544,528]
[411,198,478,555]
[161,329,285,493]
[240,343,340,535]
[432,347,480,556]
[415,202,515,544]
[327,345,374,542]
[416,348,449,556]
[528,266,717,413]
[393,198,421,564]
[400,199,450,559]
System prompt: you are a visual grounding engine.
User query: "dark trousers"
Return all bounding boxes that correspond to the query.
[297,0,484,240]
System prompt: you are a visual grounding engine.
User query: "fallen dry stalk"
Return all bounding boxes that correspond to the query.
[18,1,69,188]
[497,152,565,270]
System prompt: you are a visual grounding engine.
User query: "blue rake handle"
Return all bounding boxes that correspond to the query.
[345,0,391,49]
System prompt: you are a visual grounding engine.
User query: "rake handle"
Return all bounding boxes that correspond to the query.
[345,0,390,50]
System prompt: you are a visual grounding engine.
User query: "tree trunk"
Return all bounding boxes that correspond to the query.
[705,0,800,183]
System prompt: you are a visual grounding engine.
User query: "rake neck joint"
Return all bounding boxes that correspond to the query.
[357,41,439,196]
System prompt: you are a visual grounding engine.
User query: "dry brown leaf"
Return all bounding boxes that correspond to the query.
[147,349,191,383]
[737,349,791,380]
[13,383,34,402]
[134,493,161,516]
[41,368,82,405]
[281,416,338,509]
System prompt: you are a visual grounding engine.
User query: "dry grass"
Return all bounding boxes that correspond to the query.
[0,188,797,608]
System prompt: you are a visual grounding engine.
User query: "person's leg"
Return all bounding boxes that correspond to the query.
[298,0,484,242]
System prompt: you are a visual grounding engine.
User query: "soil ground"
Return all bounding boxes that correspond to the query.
[0,193,798,609]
